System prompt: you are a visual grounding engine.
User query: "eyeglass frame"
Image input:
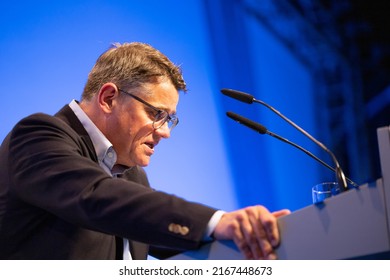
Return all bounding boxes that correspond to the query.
[118,88,179,131]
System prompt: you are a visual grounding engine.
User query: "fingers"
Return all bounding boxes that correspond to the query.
[272,209,291,218]
[233,208,268,260]
[231,219,254,259]
[245,206,274,259]
[253,206,279,257]
[213,210,261,259]
[213,206,286,260]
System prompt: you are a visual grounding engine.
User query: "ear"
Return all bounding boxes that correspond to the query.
[97,83,119,113]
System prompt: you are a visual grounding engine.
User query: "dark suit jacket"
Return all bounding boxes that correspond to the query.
[0,105,216,259]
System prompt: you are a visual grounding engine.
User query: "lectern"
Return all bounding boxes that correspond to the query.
[169,126,390,260]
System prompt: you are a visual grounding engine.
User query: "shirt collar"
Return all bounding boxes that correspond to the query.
[68,100,117,173]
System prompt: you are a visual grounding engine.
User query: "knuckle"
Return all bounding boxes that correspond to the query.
[237,210,247,219]
[227,220,240,234]
[263,243,274,255]
[244,207,256,217]
[263,214,277,226]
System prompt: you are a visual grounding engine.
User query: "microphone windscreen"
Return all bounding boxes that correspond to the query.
[226,111,267,134]
[221,88,254,104]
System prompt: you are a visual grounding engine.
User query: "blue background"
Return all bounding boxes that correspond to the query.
[1,0,364,213]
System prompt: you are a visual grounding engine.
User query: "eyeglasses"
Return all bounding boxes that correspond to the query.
[118,88,179,131]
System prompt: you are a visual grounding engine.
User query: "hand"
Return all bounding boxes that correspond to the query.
[212,206,290,260]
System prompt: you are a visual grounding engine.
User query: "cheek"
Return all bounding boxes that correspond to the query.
[134,125,152,142]
[111,120,135,155]
[128,125,152,149]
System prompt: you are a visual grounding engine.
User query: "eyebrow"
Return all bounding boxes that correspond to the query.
[142,88,177,114]
[150,103,176,115]
[121,88,176,115]
[142,102,177,119]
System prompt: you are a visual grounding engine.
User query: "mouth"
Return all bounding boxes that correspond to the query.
[145,142,154,149]
[144,141,157,153]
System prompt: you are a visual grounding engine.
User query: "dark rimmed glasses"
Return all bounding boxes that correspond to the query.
[118,88,179,131]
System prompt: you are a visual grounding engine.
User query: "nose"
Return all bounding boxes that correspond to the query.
[155,122,171,138]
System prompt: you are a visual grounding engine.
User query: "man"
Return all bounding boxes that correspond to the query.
[0,42,289,260]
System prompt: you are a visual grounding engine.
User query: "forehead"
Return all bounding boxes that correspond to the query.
[142,81,179,112]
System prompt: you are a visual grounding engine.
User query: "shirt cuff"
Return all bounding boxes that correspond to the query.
[204,210,226,240]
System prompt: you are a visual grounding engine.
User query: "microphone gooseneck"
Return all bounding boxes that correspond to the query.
[222,88,356,191]
[226,111,358,188]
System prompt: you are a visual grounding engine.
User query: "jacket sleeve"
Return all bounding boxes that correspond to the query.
[7,113,218,251]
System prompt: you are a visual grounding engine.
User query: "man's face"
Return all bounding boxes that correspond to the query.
[107,81,179,167]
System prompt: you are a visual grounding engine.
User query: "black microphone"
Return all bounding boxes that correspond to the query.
[226,111,359,188]
[222,88,354,191]
[226,112,267,134]
[222,89,254,104]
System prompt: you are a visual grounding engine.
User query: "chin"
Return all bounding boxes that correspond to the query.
[135,157,151,167]
[138,161,150,167]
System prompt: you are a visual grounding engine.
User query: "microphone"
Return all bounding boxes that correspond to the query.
[226,112,267,134]
[222,89,254,104]
[222,88,354,191]
[226,111,359,188]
